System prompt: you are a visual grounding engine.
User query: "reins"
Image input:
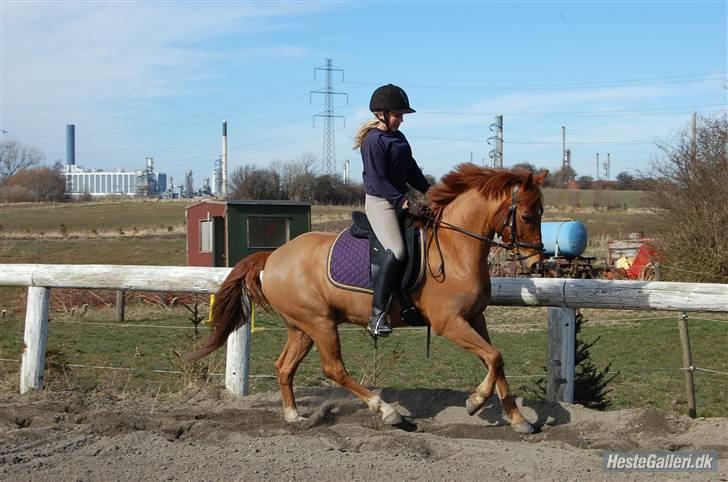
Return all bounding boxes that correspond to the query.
[420,185,544,279]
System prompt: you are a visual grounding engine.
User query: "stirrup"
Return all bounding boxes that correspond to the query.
[367,314,392,338]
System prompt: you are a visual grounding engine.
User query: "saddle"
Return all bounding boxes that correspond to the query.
[326,211,427,326]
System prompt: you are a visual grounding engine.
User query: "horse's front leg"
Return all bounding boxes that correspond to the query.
[436,313,535,434]
[469,313,534,433]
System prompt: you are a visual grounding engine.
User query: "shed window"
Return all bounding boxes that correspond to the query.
[200,219,213,253]
[248,217,289,249]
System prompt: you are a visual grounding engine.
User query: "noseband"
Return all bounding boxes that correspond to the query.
[498,185,545,254]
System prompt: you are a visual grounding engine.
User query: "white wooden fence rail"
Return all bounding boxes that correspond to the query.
[2,264,728,400]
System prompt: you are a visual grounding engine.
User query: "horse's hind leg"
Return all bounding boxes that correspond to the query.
[275,326,314,423]
[438,313,534,433]
[307,317,402,425]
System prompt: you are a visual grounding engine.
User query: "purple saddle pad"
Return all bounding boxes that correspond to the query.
[327,228,374,293]
[327,226,426,294]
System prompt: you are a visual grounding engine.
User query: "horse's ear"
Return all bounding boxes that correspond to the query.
[525,172,534,187]
[534,170,548,186]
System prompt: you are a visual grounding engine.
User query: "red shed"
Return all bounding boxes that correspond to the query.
[186,201,227,267]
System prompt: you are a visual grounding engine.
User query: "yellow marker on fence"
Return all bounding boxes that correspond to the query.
[206,294,215,324]
[208,295,263,332]
[251,301,264,332]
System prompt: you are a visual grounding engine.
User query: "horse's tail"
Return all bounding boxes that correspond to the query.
[184,251,272,362]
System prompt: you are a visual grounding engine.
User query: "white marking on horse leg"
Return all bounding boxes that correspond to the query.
[283,407,306,423]
[380,401,402,425]
[368,395,401,424]
[366,395,382,414]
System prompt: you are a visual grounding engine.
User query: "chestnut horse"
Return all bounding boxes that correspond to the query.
[187,164,546,433]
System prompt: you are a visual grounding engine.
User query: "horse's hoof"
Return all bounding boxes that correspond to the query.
[512,420,536,434]
[283,408,307,423]
[466,394,485,416]
[381,407,403,425]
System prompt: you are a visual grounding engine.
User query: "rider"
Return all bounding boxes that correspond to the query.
[353,84,430,337]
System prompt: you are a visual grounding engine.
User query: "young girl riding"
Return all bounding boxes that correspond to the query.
[353,84,430,337]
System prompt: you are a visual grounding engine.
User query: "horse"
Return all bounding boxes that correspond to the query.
[186,163,546,433]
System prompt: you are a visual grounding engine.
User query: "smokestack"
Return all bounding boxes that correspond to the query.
[146,157,154,171]
[66,124,75,166]
[596,153,600,180]
[606,153,611,180]
[221,120,228,197]
[561,126,566,165]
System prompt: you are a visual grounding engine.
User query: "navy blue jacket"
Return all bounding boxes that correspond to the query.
[361,128,430,209]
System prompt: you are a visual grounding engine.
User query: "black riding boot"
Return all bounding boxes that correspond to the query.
[368,250,403,338]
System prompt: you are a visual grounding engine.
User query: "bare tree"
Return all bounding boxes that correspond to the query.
[550,165,577,188]
[650,113,728,282]
[230,164,281,200]
[282,153,317,201]
[0,139,44,180]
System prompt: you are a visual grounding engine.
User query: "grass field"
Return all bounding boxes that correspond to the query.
[544,189,653,209]
[1,306,726,417]
[0,194,662,263]
[0,189,654,236]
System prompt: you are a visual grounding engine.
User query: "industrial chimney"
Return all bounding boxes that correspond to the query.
[66,124,75,166]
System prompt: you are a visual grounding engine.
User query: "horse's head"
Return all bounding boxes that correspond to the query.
[427,164,548,273]
[494,170,547,271]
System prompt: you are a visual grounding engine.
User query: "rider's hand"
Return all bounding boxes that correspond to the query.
[406,201,429,218]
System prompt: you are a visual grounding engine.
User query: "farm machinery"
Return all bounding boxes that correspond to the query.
[488,221,660,280]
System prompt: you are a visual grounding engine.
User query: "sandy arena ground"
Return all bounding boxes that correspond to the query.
[1,387,726,481]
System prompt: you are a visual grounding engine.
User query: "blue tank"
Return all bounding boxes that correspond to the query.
[540,221,588,258]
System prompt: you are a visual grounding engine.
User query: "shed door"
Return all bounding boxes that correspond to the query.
[213,216,226,267]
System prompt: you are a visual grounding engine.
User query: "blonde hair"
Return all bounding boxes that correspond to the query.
[353,114,382,149]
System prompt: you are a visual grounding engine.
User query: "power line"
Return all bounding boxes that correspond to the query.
[154,124,316,169]
[87,80,316,136]
[408,134,656,146]
[505,140,654,145]
[343,71,725,91]
[76,105,314,163]
[417,104,725,118]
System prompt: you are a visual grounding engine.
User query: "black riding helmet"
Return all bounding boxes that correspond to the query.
[369,84,415,114]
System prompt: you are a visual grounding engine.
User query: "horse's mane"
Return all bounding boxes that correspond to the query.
[426,163,542,217]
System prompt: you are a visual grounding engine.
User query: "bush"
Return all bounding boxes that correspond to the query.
[650,114,728,282]
[0,166,67,202]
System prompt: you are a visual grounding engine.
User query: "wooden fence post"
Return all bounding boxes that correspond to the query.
[20,287,50,393]
[426,325,432,359]
[677,312,697,418]
[116,289,125,321]
[225,294,252,396]
[547,307,576,403]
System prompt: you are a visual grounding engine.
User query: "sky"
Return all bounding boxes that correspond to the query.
[2,1,726,188]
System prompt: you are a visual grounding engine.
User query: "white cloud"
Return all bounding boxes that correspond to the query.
[1,1,327,166]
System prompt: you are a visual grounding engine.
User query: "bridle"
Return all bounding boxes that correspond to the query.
[421,185,544,279]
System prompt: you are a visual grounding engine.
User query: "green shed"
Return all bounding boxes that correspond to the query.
[186,200,311,267]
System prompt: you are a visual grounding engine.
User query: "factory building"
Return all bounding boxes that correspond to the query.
[62,124,168,197]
